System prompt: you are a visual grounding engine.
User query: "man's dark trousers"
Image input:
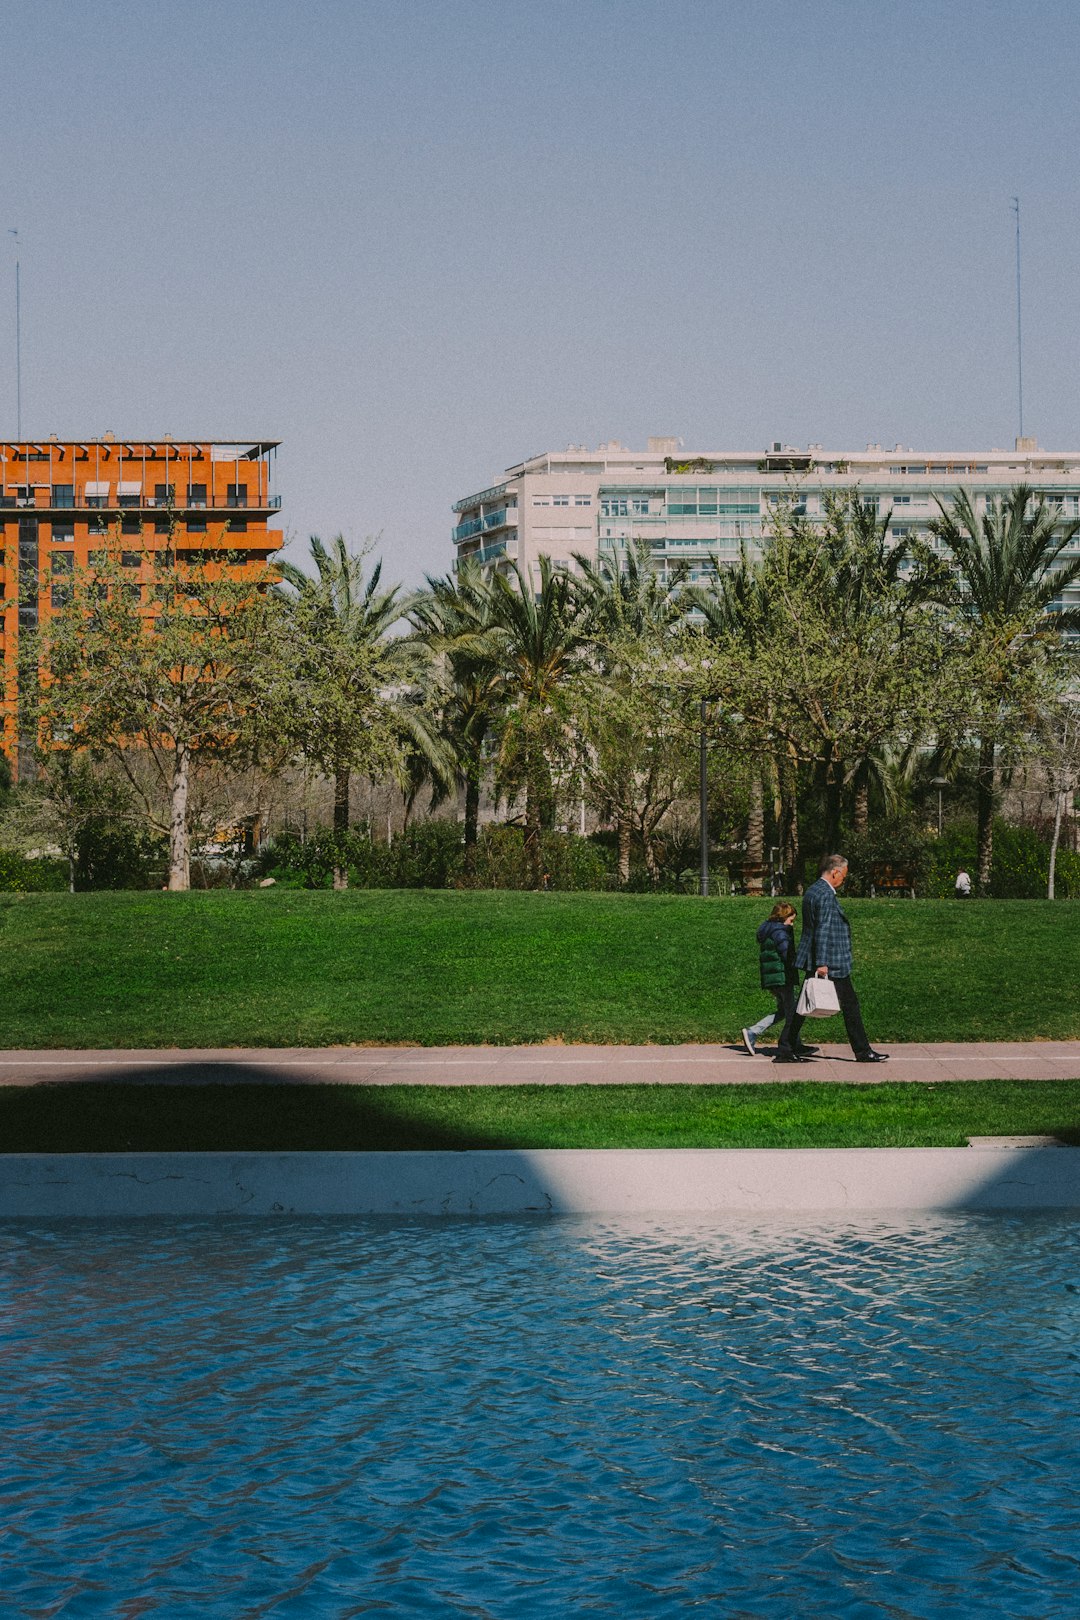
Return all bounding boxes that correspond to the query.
[779,975,871,1058]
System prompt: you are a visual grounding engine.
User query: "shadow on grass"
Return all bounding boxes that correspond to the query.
[0,1062,512,1154]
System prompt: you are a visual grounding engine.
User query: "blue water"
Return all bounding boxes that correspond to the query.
[1,1215,1077,1618]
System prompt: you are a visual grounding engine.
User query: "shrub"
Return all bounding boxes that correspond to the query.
[839,816,933,897]
[921,818,1080,899]
[74,821,167,891]
[0,849,68,892]
[469,826,610,890]
[382,820,465,889]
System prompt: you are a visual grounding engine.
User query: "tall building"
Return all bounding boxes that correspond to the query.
[451,436,1080,603]
[0,437,282,772]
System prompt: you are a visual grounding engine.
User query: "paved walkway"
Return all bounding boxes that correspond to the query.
[1,1042,1078,1086]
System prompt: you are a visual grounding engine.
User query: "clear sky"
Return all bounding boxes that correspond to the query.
[3,0,1079,584]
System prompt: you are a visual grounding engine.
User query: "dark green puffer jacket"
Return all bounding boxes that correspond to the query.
[757,918,797,990]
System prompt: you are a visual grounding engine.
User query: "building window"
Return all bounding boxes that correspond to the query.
[226,483,248,508]
[121,515,142,535]
[51,552,74,575]
[53,484,75,509]
[552,494,570,506]
[532,496,552,507]
[122,552,142,568]
[154,483,175,507]
[187,514,206,533]
[229,519,248,534]
[51,522,75,545]
[187,483,207,508]
[574,495,591,506]
[893,494,911,505]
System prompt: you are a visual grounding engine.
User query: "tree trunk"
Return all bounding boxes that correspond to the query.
[823,762,843,852]
[1048,783,1064,901]
[747,771,765,865]
[617,811,632,886]
[777,751,798,884]
[976,734,995,895]
[643,831,660,886]
[463,771,480,877]
[853,778,869,837]
[333,762,350,891]
[525,754,543,889]
[168,743,191,891]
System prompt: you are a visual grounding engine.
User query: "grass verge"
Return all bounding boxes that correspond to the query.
[1,889,1078,1047]
[2,1080,1078,1152]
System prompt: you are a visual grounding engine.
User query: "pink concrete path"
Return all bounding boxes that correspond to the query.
[0,1041,1078,1086]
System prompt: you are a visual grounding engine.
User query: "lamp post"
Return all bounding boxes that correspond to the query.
[699,698,709,897]
[930,776,949,837]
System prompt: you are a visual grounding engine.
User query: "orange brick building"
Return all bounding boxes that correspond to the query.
[0,436,282,774]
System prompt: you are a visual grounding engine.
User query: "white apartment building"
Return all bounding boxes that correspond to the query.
[451,436,1080,608]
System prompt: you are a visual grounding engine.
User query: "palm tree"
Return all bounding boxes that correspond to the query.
[481,556,593,888]
[275,536,448,886]
[409,563,506,874]
[930,485,1080,892]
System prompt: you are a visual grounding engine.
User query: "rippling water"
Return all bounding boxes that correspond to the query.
[1,1214,1077,1617]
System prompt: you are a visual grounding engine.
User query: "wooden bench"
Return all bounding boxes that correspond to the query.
[868,863,915,898]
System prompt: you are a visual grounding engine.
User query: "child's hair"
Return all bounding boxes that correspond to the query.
[769,902,796,921]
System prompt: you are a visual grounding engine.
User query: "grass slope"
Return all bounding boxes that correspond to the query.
[2,1080,1078,1152]
[1,889,1077,1049]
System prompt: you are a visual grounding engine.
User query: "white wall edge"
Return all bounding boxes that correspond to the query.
[0,1148,1078,1218]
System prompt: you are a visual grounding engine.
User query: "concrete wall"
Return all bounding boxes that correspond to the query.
[1,1146,1077,1218]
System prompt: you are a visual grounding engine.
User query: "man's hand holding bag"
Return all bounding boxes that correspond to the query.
[796,976,841,1017]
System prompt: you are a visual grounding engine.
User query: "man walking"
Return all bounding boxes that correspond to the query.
[774,853,889,1064]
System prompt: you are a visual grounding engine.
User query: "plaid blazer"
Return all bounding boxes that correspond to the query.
[795,877,854,978]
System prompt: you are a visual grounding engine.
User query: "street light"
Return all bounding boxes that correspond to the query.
[930,776,949,837]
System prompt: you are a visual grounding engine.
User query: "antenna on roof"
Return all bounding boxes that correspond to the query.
[7,229,20,438]
[1012,197,1023,442]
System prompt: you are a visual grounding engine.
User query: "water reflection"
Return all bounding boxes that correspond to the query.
[1,1215,1077,1617]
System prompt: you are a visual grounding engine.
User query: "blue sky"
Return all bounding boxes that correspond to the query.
[3,0,1079,582]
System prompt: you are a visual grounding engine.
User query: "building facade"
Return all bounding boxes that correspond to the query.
[0,437,282,771]
[451,436,1080,606]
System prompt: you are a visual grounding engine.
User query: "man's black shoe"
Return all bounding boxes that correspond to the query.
[855,1050,889,1063]
[773,1051,809,1064]
[796,1045,820,1056]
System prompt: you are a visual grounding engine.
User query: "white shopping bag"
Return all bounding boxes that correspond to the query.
[796,976,841,1017]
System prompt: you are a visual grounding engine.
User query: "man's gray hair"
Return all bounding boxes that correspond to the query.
[819,853,849,876]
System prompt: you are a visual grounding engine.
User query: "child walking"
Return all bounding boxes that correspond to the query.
[742,902,815,1056]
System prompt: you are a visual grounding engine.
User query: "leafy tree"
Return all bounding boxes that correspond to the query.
[930,484,1080,892]
[686,494,954,867]
[41,524,277,890]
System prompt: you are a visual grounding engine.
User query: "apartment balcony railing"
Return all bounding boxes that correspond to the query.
[453,508,518,544]
[0,492,281,513]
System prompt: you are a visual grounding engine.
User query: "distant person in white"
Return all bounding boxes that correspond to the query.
[955,868,972,899]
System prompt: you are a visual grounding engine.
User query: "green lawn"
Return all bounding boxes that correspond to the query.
[1,888,1077,1049]
[2,1080,1078,1151]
